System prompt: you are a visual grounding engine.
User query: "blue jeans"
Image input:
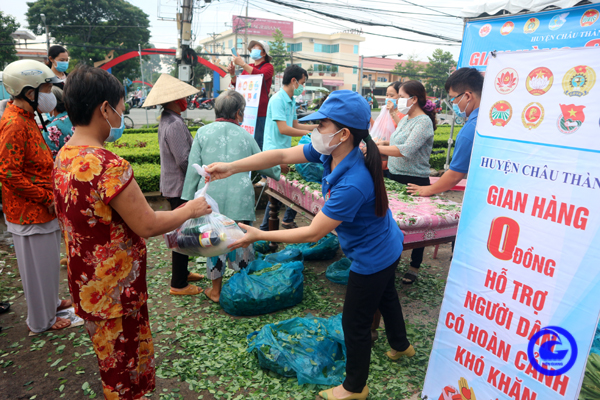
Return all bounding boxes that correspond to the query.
[254,116,266,150]
[259,201,297,231]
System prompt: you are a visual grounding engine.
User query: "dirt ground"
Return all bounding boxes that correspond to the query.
[0,191,462,400]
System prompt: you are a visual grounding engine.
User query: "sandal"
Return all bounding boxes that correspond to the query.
[57,299,72,311]
[401,271,418,285]
[187,272,205,282]
[169,285,203,296]
[204,287,219,303]
[60,258,68,266]
[0,302,10,314]
[50,317,71,331]
[319,385,369,400]
[386,344,416,361]
[282,221,298,229]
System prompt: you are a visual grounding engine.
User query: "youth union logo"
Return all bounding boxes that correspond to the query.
[528,326,578,376]
[479,24,492,37]
[489,101,512,127]
[526,67,554,95]
[557,104,586,134]
[495,68,519,94]
[549,13,569,30]
[524,17,540,33]
[562,65,596,97]
[500,21,514,35]
[581,9,599,27]
[522,102,544,130]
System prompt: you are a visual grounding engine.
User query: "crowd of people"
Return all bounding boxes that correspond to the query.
[0,37,483,400]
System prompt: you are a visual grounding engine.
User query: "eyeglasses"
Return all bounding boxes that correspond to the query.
[450,92,466,102]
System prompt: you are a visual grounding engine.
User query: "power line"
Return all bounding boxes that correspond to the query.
[399,0,460,18]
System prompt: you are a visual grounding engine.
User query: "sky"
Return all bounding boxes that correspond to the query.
[3,0,471,63]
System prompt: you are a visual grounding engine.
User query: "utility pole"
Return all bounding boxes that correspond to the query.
[357,56,363,95]
[40,14,49,53]
[139,44,149,127]
[244,0,249,57]
[290,51,293,65]
[176,0,194,83]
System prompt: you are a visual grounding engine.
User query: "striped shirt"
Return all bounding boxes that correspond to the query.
[158,109,193,198]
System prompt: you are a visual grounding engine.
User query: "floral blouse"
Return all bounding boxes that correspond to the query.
[388,114,434,178]
[53,146,147,321]
[0,102,55,225]
[43,111,73,159]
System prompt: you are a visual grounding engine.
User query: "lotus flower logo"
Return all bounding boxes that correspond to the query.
[526,67,554,95]
[494,68,519,94]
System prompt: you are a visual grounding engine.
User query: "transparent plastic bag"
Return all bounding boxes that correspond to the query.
[370,108,396,142]
[163,164,245,257]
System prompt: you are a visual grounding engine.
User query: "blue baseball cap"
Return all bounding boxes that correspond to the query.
[299,90,371,132]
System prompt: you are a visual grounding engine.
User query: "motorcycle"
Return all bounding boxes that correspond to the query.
[188,95,214,110]
[197,98,214,110]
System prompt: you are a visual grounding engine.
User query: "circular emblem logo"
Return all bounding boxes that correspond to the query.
[524,18,540,34]
[479,24,492,37]
[500,21,514,36]
[495,68,519,94]
[549,13,569,30]
[557,104,586,134]
[521,102,544,130]
[562,65,596,97]
[489,101,513,127]
[581,9,599,27]
[526,67,554,95]
[528,326,578,376]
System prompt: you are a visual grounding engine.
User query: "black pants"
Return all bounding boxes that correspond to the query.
[342,257,410,393]
[388,173,431,269]
[167,197,190,289]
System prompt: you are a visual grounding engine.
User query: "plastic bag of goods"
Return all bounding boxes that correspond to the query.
[254,240,271,254]
[295,134,324,183]
[264,247,303,264]
[247,313,346,385]
[370,107,396,142]
[220,254,304,316]
[163,164,245,257]
[326,258,351,285]
[287,233,339,261]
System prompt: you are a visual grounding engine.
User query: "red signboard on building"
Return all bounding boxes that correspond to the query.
[232,16,294,39]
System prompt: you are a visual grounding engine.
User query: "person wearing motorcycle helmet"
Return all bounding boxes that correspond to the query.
[143,73,207,296]
[0,59,72,333]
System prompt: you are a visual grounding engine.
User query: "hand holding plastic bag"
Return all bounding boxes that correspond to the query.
[370,108,396,142]
[163,164,245,257]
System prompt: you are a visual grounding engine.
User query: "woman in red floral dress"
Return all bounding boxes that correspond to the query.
[53,65,212,400]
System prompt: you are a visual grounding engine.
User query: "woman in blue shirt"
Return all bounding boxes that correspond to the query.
[43,86,73,159]
[207,90,414,400]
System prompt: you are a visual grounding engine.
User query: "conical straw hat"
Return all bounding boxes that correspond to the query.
[142,74,200,108]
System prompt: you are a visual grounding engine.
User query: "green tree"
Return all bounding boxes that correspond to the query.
[269,28,287,73]
[424,48,456,98]
[392,54,424,81]
[25,0,151,81]
[0,12,20,69]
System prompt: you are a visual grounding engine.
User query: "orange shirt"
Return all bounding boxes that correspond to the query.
[392,111,407,128]
[0,102,54,224]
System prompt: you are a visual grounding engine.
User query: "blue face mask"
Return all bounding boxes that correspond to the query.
[294,83,304,96]
[56,61,69,72]
[105,105,124,142]
[453,95,468,118]
[250,48,263,60]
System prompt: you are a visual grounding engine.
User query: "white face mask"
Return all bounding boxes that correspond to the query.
[37,92,57,113]
[311,127,343,155]
[397,96,414,114]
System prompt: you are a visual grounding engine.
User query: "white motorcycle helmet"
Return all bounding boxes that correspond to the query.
[2,60,61,131]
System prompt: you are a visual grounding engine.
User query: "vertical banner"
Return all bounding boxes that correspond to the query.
[235,74,263,137]
[423,46,600,400]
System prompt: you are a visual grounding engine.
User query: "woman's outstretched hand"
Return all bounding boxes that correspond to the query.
[205,162,234,181]
[228,223,262,250]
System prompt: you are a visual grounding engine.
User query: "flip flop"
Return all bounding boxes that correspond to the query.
[401,271,418,285]
[204,288,219,303]
[50,317,71,331]
[386,344,416,361]
[169,285,203,296]
[0,302,10,314]
[57,299,72,311]
[187,272,205,282]
[318,385,369,400]
[282,221,298,229]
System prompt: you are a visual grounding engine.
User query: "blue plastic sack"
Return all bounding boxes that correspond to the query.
[254,240,271,254]
[295,135,324,183]
[591,321,600,355]
[326,258,351,285]
[220,258,304,316]
[247,314,346,385]
[264,247,303,264]
[287,233,339,261]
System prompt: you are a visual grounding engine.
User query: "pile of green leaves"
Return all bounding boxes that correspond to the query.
[582,354,600,400]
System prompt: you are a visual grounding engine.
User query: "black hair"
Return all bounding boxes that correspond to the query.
[46,45,68,68]
[330,119,388,218]
[63,65,124,126]
[444,67,484,97]
[387,81,402,93]
[283,65,308,85]
[400,80,437,131]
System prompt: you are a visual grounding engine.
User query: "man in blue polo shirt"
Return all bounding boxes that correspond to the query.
[407,67,483,197]
[260,64,317,230]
